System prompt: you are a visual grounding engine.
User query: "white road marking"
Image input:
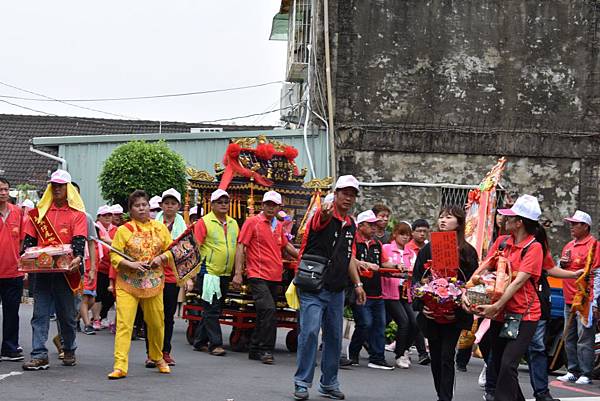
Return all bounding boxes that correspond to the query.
[0,371,23,381]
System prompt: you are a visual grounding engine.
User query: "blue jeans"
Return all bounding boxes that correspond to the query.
[527,320,548,397]
[349,298,386,362]
[30,274,77,359]
[564,304,596,376]
[294,288,344,391]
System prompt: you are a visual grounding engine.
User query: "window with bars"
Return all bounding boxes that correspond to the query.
[440,186,506,209]
[286,0,311,82]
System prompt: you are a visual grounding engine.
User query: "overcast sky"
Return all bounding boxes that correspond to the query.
[0,1,287,125]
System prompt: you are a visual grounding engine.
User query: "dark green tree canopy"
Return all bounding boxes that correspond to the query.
[99,140,186,209]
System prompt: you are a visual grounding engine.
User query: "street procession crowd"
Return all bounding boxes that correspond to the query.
[1,169,600,401]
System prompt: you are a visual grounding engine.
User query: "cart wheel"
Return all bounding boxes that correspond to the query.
[186,321,198,345]
[229,328,252,352]
[286,329,298,352]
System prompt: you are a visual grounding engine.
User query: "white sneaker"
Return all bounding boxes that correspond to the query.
[404,350,412,363]
[395,355,410,369]
[557,372,577,383]
[575,375,592,384]
[100,318,110,329]
[385,341,396,352]
[478,363,487,388]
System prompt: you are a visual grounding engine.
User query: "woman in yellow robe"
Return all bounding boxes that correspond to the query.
[108,190,174,379]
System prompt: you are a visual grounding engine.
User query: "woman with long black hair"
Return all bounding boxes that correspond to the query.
[466,194,546,401]
[412,206,478,401]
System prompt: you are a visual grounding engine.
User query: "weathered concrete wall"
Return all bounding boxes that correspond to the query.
[329,0,600,127]
[336,128,600,255]
[307,0,600,254]
[347,150,580,254]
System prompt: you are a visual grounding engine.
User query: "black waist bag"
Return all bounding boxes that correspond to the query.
[294,254,330,293]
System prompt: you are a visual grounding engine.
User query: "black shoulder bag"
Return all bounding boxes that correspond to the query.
[294,225,346,293]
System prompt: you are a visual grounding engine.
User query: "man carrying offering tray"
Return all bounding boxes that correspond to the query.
[21,169,87,370]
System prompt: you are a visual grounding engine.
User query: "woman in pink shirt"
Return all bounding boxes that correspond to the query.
[381,222,416,369]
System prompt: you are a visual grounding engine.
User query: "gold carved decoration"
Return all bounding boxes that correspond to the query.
[302,177,333,189]
[268,138,287,152]
[186,167,215,182]
[232,137,256,148]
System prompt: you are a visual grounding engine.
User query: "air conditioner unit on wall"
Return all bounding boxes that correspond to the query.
[280,82,304,124]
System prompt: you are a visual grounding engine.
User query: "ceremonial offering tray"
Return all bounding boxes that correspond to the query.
[18,244,74,273]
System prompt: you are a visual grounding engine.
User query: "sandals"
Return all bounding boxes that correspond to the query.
[155,359,171,374]
[108,369,127,380]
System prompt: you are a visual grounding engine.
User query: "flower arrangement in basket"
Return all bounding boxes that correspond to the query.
[413,273,464,324]
[465,250,512,306]
[412,231,466,324]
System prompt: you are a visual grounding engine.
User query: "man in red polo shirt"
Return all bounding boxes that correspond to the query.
[21,169,87,371]
[557,210,598,385]
[233,190,298,364]
[0,177,25,362]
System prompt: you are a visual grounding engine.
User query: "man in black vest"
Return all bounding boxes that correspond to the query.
[293,175,366,401]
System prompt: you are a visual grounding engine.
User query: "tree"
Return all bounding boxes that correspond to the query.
[99,140,187,209]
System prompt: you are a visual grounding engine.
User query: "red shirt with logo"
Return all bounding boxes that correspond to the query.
[0,203,24,278]
[406,240,423,256]
[486,234,543,321]
[560,234,597,304]
[24,203,87,244]
[238,212,288,282]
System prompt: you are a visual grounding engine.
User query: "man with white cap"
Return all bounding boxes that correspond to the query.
[347,210,394,370]
[21,169,87,370]
[557,210,597,385]
[233,191,299,364]
[110,204,125,227]
[189,205,200,224]
[149,188,185,366]
[0,177,25,362]
[293,175,366,401]
[192,189,239,356]
[149,196,162,219]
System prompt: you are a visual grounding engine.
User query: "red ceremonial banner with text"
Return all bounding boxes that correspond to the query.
[430,231,459,276]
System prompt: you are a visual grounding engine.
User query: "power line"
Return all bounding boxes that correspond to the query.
[0,80,284,102]
[199,103,302,124]
[0,80,139,119]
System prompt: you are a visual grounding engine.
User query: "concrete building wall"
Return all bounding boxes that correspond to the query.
[308,0,600,254]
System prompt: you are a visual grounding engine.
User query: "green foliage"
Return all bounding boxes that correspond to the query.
[16,183,36,191]
[385,321,397,343]
[99,140,186,209]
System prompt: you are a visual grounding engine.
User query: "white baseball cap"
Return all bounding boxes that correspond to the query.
[334,175,359,192]
[161,188,181,204]
[564,210,592,226]
[149,195,162,210]
[189,206,198,215]
[110,204,124,214]
[21,199,35,209]
[49,169,72,184]
[262,190,282,205]
[356,210,381,225]
[324,193,335,203]
[498,194,541,221]
[210,189,230,202]
[96,205,112,216]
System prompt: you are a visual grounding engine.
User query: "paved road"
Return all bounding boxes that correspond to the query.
[2,304,600,401]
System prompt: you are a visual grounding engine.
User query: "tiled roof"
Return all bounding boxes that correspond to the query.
[0,113,273,188]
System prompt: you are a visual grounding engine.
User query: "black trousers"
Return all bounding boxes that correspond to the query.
[248,278,279,353]
[96,272,115,320]
[193,274,230,351]
[144,282,179,354]
[489,319,538,401]
[0,277,23,355]
[385,299,418,358]
[426,322,462,401]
